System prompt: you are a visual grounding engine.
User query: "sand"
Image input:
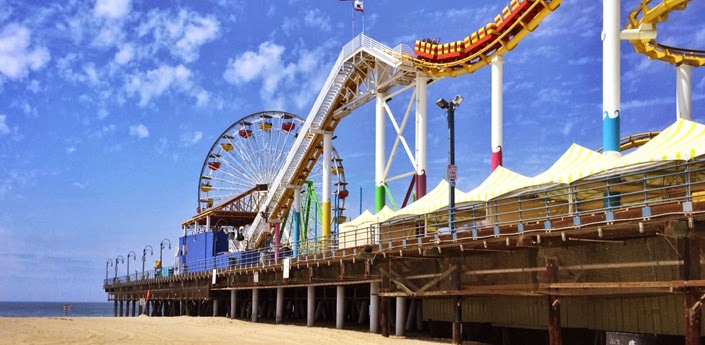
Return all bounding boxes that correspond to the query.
[0,316,457,345]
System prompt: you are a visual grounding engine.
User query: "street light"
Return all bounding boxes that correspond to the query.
[115,255,125,280]
[105,259,113,281]
[436,95,463,241]
[142,245,153,280]
[159,238,171,268]
[126,251,136,281]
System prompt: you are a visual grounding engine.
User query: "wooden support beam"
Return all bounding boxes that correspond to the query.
[380,296,389,337]
[415,265,457,296]
[379,268,418,296]
[683,236,702,345]
[546,256,562,345]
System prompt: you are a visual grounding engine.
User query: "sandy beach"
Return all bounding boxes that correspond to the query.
[0,316,456,345]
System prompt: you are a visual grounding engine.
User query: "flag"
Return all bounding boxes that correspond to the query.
[354,0,364,13]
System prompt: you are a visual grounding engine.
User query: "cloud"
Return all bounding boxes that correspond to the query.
[94,0,132,20]
[72,182,86,189]
[138,9,220,63]
[180,131,203,146]
[124,64,193,107]
[129,124,149,138]
[303,9,331,32]
[66,146,76,154]
[0,114,9,135]
[113,44,134,64]
[224,41,286,85]
[0,23,50,80]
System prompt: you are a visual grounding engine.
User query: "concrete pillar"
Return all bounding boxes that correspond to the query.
[119,300,124,317]
[113,299,118,317]
[276,287,284,323]
[395,297,406,336]
[213,299,219,317]
[125,299,130,317]
[251,288,259,322]
[307,286,315,326]
[230,290,237,319]
[677,64,693,120]
[132,300,136,317]
[370,282,379,333]
[336,285,345,329]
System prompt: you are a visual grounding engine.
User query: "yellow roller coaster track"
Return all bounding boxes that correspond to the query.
[626,0,705,66]
[401,0,562,78]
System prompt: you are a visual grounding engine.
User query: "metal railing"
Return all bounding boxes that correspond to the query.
[105,159,705,286]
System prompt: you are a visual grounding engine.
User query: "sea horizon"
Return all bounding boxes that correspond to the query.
[0,301,114,318]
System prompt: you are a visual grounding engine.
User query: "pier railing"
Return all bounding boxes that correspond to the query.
[105,158,705,286]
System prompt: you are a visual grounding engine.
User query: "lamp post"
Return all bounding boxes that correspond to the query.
[142,245,153,280]
[436,95,463,241]
[159,238,171,269]
[436,95,464,345]
[115,255,125,280]
[126,251,136,281]
[105,259,113,282]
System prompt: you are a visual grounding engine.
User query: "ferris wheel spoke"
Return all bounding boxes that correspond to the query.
[206,175,257,191]
[217,150,260,186]
[227,140,263,183]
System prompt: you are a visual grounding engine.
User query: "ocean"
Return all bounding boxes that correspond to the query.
[0,302,114,317]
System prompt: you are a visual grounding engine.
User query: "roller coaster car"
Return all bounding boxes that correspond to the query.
[437,41,465,62]
[414,40,438,60]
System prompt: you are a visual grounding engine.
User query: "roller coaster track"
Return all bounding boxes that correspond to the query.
[626,0,705,66]
[246,0,564,249]
[404,0,562,78]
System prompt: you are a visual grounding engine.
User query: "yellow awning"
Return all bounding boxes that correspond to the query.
[459,166,532,202]
[391,179,468,218]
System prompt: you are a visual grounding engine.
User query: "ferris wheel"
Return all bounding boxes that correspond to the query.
[197,111,347,247]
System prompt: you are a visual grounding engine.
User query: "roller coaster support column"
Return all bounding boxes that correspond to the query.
[602,0,621,157]
[376,93,386,212]
[251,288,259,323]
[415,75,428,199]
[292,187,301,257]
[491,56,503,171]
[677,64,692,120]
[322,132,332,248]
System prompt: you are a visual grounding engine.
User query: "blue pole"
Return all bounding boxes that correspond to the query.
[359,186,363,215]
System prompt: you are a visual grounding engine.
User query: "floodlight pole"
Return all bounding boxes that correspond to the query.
[447,102,456,241]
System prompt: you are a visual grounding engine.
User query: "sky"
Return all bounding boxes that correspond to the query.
[0,0,703,302]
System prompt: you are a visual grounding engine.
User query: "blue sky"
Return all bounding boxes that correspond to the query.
[0,0,703,302]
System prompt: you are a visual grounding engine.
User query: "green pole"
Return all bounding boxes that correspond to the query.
[375,185,385,213]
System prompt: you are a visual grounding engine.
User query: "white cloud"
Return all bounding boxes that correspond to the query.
[0,24,50,80]
[138,9,220,63]
[72,182,86,189]
[113,44,133,64]
[224,41,286,85]
[66,146,76,154]
[303,9,331,31]
[0,114,9,135]
[129,124,149,138]
[124,64,192,107]
[180,131,203,146]
[94,0,132,20]
[196,90,209,107]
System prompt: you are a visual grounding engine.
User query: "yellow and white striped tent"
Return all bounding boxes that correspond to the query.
[339,205,396,232]
[458,166,532,203]
[391,179,468,218]
[529,143,605,185]
[576,119,705,180]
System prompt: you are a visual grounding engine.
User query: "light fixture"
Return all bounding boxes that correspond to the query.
[436,98,449,109]
[452,95,464,106]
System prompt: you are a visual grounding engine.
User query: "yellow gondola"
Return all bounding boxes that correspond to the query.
[259,122,273,131]
[220,143,234,152]
[200,183,212,193]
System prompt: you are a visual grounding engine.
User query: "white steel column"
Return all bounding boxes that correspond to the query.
[213,299,219,317]
[276,287,284,324]
[322,132,332,247]
[251,288,259,322]
[370,281,380,333]
[677,64,692,120]
[336,285,345,329]
[206,216,211,232]
[307,286,315,326]
[396,297,406,336]
[491,55,504,171]
[602,0,621,157]
[230,290,236,319]
[415,75,428,199]
[375,93,386,212]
